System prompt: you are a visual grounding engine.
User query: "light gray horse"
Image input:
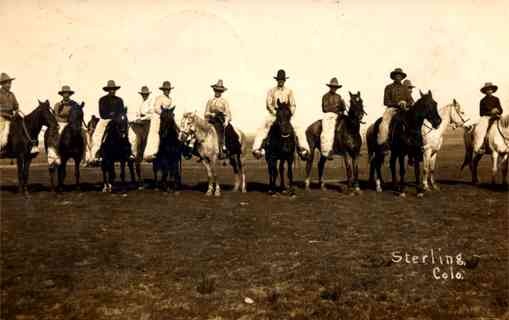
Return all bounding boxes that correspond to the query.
[179,112,247,196]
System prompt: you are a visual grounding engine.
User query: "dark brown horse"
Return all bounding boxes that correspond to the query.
[2,100,59,195]
[367,90,442,197]
[305,92,366,193]
[47,102,86,191]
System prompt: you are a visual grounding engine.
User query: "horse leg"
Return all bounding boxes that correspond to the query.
[230,156,240,192]
[120,161,126,184]
[202,161,214,196]
[430,152,439,191]
[161,168,169,192]
[422,149,432,191]
[49,164,56,192]
[344,155,353,190]
[279,160,286,192]
[238,155,246,193]
[415,158,424,197]
[16,157,24,194]
[502,156,508,187]
[211,160,221,197]
[268,159,277,194]
[288,159,295,195]
[318,155,327,190]
[135,161,144,190]
[153,163,158,188]
[23,158,31,195]
[491,152,498,185]
[74,158,81,190]
[472,153,482,185]
[390,153,398,191]
[352,155,360,191]
[375,152,384,192]
[305,148,314,190]
[176,158,182,191]
[398,155,406,196]
[58,160,67,191]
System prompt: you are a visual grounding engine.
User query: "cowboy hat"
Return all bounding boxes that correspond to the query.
[480,82,498,94]
[211,79,227,92]
[138,86,151,95]
[390,68,407,80]
[0,73,15,84]
[102,80,121,91]
[274,69,289,81]
[58,85,75,95]
[403,79,415,88]
[326,77,342,88]
[159,81,174,91]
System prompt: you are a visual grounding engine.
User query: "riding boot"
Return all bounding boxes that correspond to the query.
[30,141,39,155]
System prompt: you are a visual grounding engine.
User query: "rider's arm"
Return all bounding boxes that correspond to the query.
[12,93,19,111]
[98,97,110,119]
[321,94,327,113]
[338,96,346,113]
[224,99,232,123]
[204,99,213,119]
[383,85,394,108]
[288,89,296,115]
[266,89,276,115]
[494,97,503,115]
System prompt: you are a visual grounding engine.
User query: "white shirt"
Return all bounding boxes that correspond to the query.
[136,96,154,120]
[152,94,174,115]
[204,97,232,122]
[266,86,296,115]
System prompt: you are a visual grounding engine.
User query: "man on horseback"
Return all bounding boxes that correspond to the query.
[321,77,346,160]
[87,80,131,165]
[0,73,39,155]
[204,79,231,159]
[129,86,153,161]
[403,79,415,107]
[144,81,176,162]
[54,85,88,155]
[473,82,504,154]
[378,68,414,146]
[252,69,310,159]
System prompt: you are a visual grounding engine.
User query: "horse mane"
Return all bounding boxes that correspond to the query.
[500,115,509,128]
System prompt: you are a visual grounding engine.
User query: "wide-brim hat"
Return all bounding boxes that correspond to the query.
[103,80,121,91]
[159,81,174,91]
[138,86,151,95]
[402,79,414,88]
[274,69,289,81]
[326,77,342,88]
[390,68,407,80]
[480,82,498,94]
[0,73,15,84]
[211,79,227,92]
[58,85,75,95]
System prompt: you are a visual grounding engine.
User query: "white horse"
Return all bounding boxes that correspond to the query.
[179,112,247,196]
[421,99,467,191]
[462,115,509,185]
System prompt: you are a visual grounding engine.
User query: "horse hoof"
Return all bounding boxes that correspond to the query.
[205,190,213,196]
[241,189,247,193]
[417,192,424,198]
[281,189,289,195]
[376,187,383,193]
[174,191,181,196]
[214,191,221,197]
[432,185,440,191]
[399,192,407,198]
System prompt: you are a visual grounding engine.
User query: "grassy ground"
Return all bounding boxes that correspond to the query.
[1,129,508,319]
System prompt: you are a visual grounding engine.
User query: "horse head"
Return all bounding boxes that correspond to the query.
[179,112,197,143]
[448,99,467,129]
[160,106,178,138]
[275,99,293,138]
[110,111,129,140]
[348,91,367,122]
[87,115,100,134]
[416,90,441,129]
[68,102,85,131]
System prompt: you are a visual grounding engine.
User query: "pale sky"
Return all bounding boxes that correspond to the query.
[2,0,508,133]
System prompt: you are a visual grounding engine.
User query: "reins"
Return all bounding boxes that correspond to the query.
[16,110,38,144]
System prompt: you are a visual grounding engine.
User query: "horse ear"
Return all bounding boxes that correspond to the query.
[419,90,424,97]
[453,98,457,105]
[349,91,353,97]
[428,90,432,97]
[80,102,85,108]
[357,91,361,96]
[169,106,176,113]
[38,99,42,104]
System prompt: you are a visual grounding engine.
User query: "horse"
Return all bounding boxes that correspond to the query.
[367,90,442,197]
[179,112,247,196]
[461,115,509,186]
[305,91,366,193]
[153,107,182,192]
[421,99,467,191]
[97,112,136,192]
[47,102,86,191]
[265,99,296,195]
[1,100,60,195]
